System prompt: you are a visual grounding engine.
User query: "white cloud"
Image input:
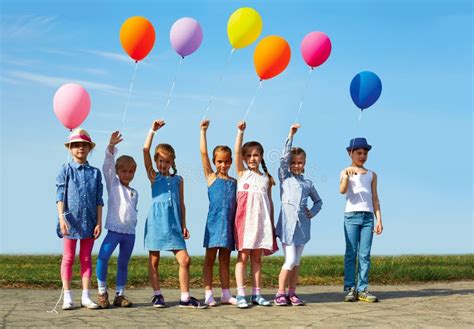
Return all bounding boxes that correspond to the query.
[80,49,132,64]
[0,14,58,40]
[5,70,124,94]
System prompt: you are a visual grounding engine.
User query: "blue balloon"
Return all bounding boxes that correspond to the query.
[350,71,382,110]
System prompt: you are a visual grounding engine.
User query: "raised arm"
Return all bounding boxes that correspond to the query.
[234,121,246,176]
[200,120,214,180]
[143,120,165,183]
[103,131,123,188]
[279,124,300,181]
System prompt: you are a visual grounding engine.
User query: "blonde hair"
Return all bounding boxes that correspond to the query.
[154,143,177,176]
[212,145,232,164]
[115,155,137,170]
[242,141,275,186]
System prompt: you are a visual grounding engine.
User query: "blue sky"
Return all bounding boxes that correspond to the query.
[1,0,472,256]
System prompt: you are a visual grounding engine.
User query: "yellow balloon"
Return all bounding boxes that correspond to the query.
[227,7,263,49]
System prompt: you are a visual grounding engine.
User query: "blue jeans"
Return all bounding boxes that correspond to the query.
[96,231,135,287]
[343,211,374,292]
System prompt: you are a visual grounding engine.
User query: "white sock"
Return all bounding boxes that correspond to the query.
[180,292,190,302]
[154,290,162,296]
[237,286,246,297]
[116,286,125,296]
[82,289,92,303]
[205,289,214,303]
[63,290,73,304]
[252,287,261,296]
[97,280,107,294]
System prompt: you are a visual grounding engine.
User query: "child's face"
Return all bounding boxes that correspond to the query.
[214,151,232,176]
[156,152,174,175]
[70,142,91,162]
[244,147,262,170]
[349,148,369,166]
[116,164,136,187]
[290,154,306,175]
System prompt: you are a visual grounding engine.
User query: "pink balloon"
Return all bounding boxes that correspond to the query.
[53,83,91,130]
[301,31,332,68]
[170,17,203,57]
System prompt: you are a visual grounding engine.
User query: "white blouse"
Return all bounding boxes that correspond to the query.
[102,147,138,234]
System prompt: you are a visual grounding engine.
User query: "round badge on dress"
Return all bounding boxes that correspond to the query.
[243,183,250,190]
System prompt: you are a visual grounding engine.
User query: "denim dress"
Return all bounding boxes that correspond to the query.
[275,137,323,246]
[144,173,186,251]
[203,177,236,250]
[56,161,104,239]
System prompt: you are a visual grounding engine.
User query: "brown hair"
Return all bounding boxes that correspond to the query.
[212,145,232,164]
[241,141,275,186]
[154,143,177,176]
[115,155,137,171]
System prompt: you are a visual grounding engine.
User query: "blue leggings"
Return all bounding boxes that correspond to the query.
[96,231,135,287]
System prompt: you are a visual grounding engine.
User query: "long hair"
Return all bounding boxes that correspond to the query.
[154,143,177,176]
[242,141,275,186]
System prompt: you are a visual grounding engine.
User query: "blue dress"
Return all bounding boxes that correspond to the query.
[144,173,186,251]
[203,177,236,250]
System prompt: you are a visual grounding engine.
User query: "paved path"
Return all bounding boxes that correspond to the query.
[1,281,473,328]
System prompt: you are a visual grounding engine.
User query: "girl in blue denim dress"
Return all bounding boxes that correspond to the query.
[56,128,104,310]
[274,124,322,306]
[143,119,207,309]
[339,137,383,303]
[199,120,237,306]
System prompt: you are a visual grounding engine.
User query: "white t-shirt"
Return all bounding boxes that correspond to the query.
[342,171,374,213]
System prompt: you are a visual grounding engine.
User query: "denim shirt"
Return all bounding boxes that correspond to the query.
[56,161,104,239]
[276,137,323,245]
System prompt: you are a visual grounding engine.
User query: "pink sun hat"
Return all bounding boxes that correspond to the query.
[64,128,96,149]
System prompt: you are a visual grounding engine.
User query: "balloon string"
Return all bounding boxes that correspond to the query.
[242,80,263,122]
[294,67,313,123]
[202,47,235,120]
[161,57,184,120]
[121,61,139,132]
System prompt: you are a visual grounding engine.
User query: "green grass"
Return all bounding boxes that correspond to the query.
[0,255,472,288]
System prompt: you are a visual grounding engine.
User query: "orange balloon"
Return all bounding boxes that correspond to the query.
[120,16,155,61]
[254,36,291,80]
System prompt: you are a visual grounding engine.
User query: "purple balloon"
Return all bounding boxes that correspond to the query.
[170,17,203,57]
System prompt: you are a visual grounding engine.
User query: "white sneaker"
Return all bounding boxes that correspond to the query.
[62,302,74,310]
[81,298,99,309]
[205,295,217,307]
[221,296,237,305]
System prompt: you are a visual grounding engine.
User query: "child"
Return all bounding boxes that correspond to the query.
[339,137,383,303]
[199,120,237,306]
[274,124,322,306]
[56,128,103,310]
[143,119,207,309]
[234,121,276,308]
[96,131,138,308]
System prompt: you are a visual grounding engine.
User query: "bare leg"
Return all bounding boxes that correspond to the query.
[218,248,232,290]
[235,250,250,294]
[250,249,263,290]
[174,249,191,293]
[203,248,218,291]
[148,251,161,291]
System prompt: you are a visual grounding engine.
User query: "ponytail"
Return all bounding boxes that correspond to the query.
[171,163,177,177]
[261,158,275,186]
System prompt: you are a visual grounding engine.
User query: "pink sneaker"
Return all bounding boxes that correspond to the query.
[288,294,305,306]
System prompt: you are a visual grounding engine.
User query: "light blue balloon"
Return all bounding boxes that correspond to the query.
[350,71,382,110]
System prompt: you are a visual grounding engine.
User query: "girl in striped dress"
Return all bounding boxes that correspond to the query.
[233,121,277,308]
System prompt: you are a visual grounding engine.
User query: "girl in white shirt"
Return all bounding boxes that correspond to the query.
[96,131,138,308]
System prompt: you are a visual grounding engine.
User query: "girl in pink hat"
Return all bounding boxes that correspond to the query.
[56,128,104,310]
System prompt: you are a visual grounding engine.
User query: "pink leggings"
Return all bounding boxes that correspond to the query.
[61,238,95,281]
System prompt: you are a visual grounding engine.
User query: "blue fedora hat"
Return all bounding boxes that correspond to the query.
[346,137,372,151]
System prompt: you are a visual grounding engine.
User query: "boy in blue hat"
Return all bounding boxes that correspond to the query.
[339,137,383,302]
